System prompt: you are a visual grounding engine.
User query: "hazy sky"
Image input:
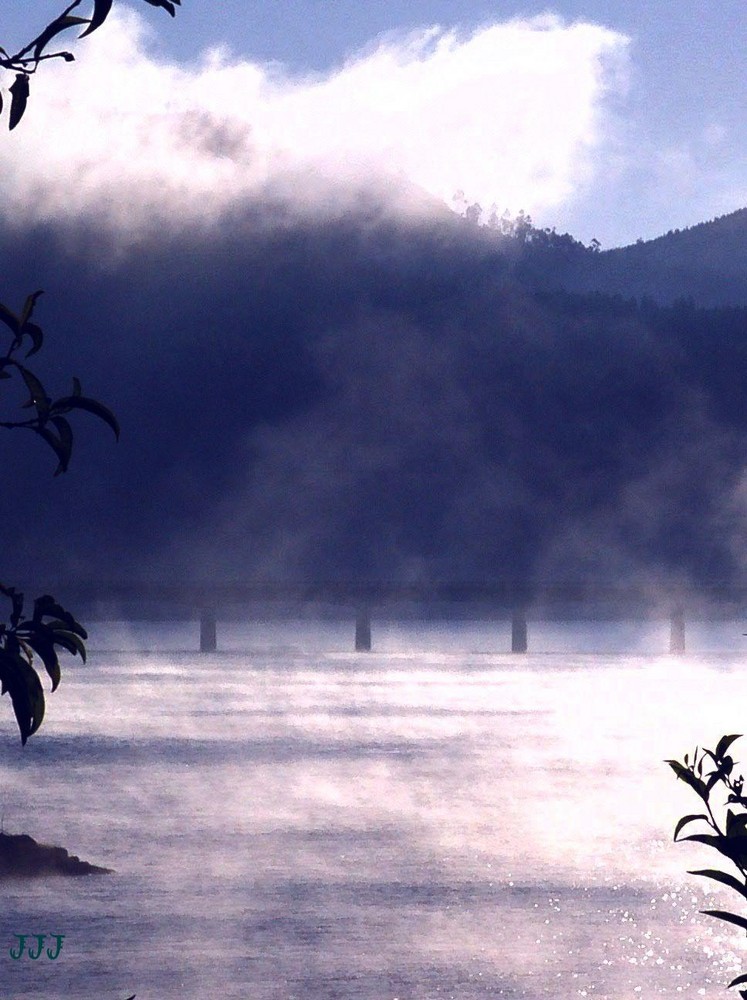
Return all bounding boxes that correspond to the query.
[3,1,745,248]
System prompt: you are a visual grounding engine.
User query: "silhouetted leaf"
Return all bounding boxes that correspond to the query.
[19,290,43,328]
[17,365,50,420]
[50,628,86,661]
[15,623,62,691]
[33,596,87,638]
[9,74,30,131]
[689,869,747,901]
[46,657,61,692]
[706,769,723,792]
[666,760,709,800]
[33,15,89,60]
[680,833,728,849]
[142,0,179,15]
[33,425,71,475]
[0,301,20,335]
[683,833,747,867]
[0,586,24,630]
[716,735,742,760]
[20,664,44,742]
[674,814,709,841]
[50,416,73,463]
[22,322,44,357]
[0,648,45,744]
[46,617,87,641]
[728,973,747,989]
[727,811,747,839]
[701,910,747,934]
[23,635,61,691]
[0,649,11,696]
[79,0,114,38]
[52,395,120,440]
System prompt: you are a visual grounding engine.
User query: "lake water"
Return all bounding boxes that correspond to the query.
[2,619,747,1000]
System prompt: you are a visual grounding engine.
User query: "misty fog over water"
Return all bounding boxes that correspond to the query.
[4,9,747,1000]
[3,205,747,591]
[2,622,747,999]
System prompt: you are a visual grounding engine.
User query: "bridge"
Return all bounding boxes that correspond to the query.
[15,579,747,654]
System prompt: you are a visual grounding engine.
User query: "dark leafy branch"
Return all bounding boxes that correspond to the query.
[0,0,181,129]
[0,2,169,742]
[0,291,119,474]
[0,587,87,745]
[0,291,118,742]
[668,734,747,995]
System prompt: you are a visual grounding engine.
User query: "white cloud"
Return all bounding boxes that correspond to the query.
[0,8,629,231]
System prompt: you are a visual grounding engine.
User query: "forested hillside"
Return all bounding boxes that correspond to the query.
[505,207,747,307]
[1,200,746,590]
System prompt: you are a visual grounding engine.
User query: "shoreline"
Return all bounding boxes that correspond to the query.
[0,831,113,878]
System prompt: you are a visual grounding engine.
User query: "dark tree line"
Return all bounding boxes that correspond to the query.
[454,193,600,253]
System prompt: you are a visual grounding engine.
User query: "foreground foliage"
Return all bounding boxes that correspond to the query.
[0,0,178,742]
[0,0,180,130]
[0,588,89,746]
[0,292,119,742]
[668,734,747,995]
[0,290,119,472]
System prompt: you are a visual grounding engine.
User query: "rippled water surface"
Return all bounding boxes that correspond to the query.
[2,619,747,999]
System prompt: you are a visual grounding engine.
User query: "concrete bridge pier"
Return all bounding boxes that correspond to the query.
[669,607,685,654]
[355,608,372,651]
[511,610,528,653]
[200,609,217,653]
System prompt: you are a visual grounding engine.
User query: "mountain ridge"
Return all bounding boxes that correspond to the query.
[0,195,746,590]
[508,205,747,307]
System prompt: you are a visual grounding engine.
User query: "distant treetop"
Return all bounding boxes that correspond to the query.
[452,192,600,254]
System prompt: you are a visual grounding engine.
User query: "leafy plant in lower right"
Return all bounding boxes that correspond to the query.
[668,734,747,995]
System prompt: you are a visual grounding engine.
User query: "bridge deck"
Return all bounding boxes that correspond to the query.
[11,580,746,654]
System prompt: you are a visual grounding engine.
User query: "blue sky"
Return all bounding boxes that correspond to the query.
[3,1,746,247]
